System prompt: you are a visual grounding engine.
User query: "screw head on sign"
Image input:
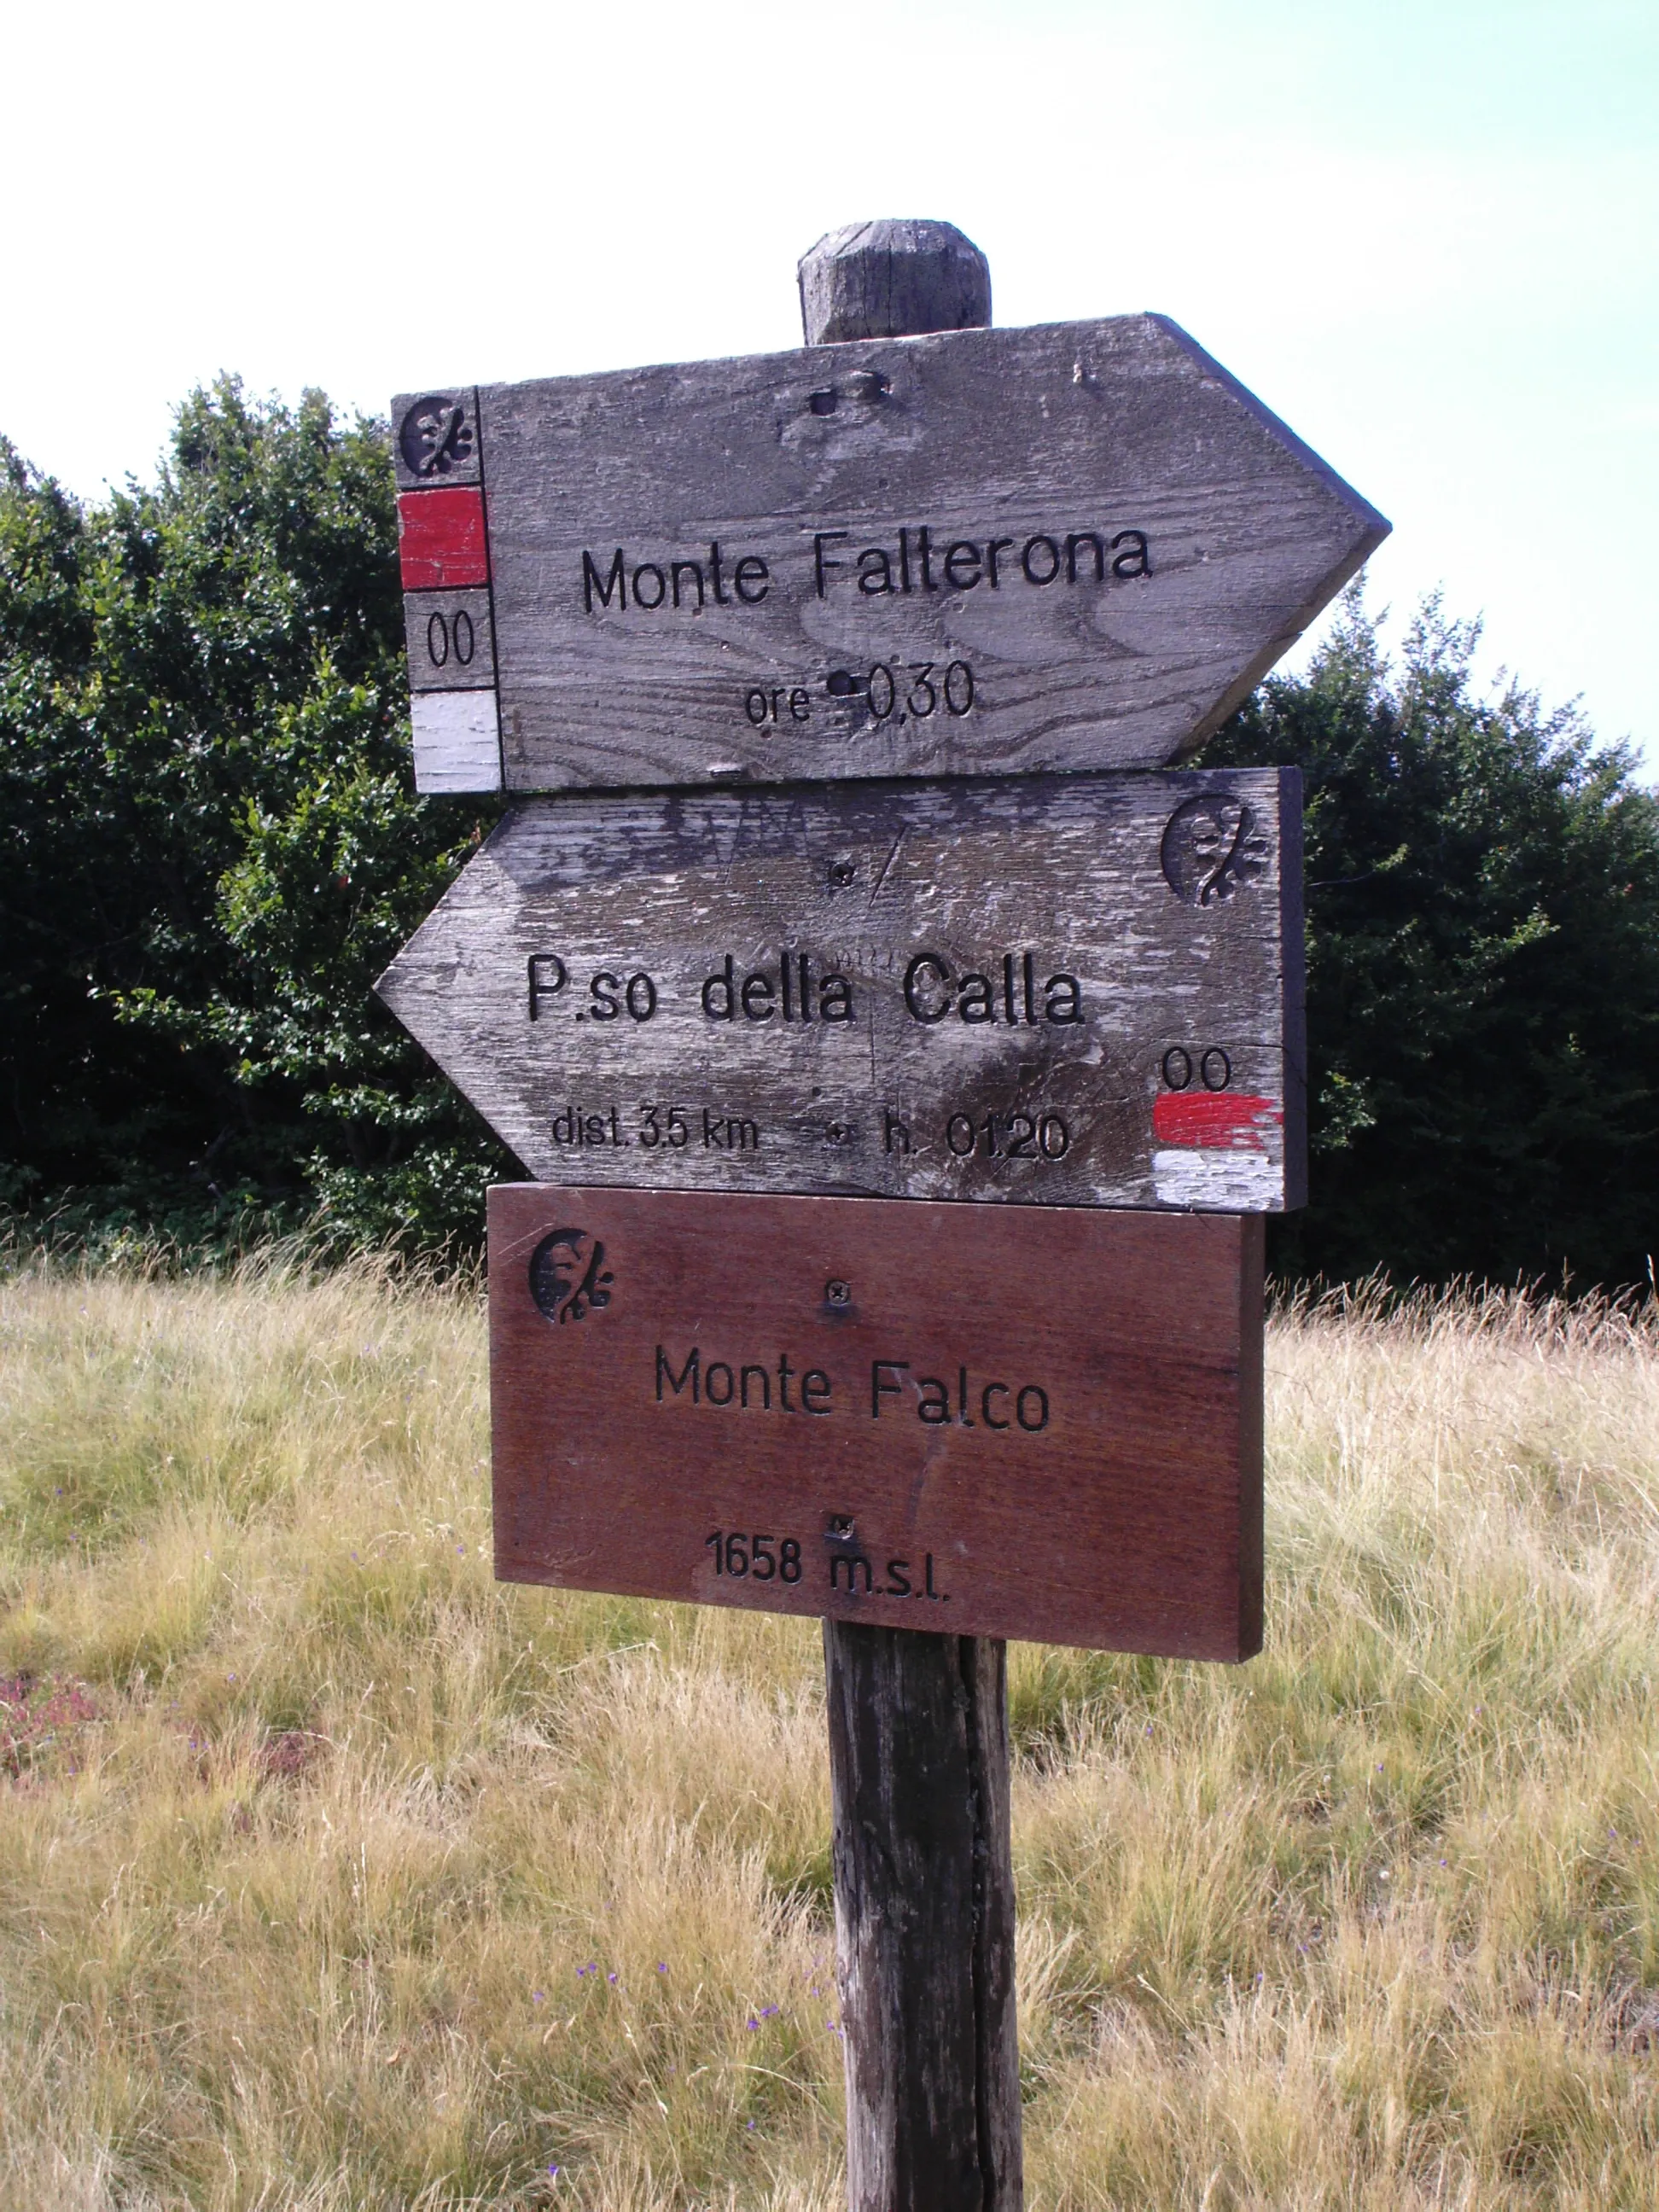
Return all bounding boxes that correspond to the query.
[824,1280,852,1307]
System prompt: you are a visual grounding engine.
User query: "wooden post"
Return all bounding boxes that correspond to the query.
[800,219,1022,2212]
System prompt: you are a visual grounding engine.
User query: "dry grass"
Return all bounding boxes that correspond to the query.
[0,1254,1654,2209]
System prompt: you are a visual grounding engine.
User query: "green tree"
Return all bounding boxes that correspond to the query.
[0,381,507,1249]
[1203,591,1659,1287]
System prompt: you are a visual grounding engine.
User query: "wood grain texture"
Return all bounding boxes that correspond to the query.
[410,315,1387,794]
[825,1626,1021,2212]
[376,769,1305,1214]
[488,1184,1265,1660]
[409,692,503,792]
[799,218,992,346]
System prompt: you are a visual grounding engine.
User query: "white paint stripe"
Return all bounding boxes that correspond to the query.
[411,690,502,793]
[1152,1148,1280,1210]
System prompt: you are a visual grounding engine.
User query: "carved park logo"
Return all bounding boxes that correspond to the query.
[1161,794,1271,906]
[399,395,475,479]
[527,1228,614,1324]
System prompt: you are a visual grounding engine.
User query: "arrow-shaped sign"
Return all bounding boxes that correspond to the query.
[393,316,1388,794]
[375,769,1305,1214]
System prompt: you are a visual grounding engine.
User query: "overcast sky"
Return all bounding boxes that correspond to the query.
[6,0,1654,768]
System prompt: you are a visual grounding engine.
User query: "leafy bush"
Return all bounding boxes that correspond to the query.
[1206,592,1659,1287]
[0,383,509,1254]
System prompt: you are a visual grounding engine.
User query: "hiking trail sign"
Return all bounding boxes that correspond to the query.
[377,766,1307,1214]
[381,217,1388,2212]
[393,316,1386,795]
[489,1184,1264,1660]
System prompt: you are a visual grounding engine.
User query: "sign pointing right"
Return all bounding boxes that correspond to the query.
[395,313,1388,794]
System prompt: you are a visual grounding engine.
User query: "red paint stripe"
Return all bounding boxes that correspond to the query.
[1153,1091,1280,1150]
[397,487,490,589]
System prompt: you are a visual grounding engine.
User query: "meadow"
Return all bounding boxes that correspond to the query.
[0,1253,1655,2210]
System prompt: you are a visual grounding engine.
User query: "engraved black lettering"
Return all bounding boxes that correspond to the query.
[789,688,810,722]
[705,1361,735,1406]
[819,974,853,1022]
[958,1366,975,1427]
[982,1382,1010,1429]
[830,1554,874,1594]
[1017,1385,1050,1432]
[632,562,667,608]
[527,953,567,1020]
[740,1364,771,1411]
[904,953,952,1022]
[858,547,894,596]
[801,1369,832,1414]
[1066,531,1106,583]
[871,1360,908,1417]
[917,1377,950,1425]
[943,539,981,589]
[1045,973,1085,1023]
[732,556,770,604]
[898,527,913,593]
[777,1354,795,1412]
[986,537,1014,586]
[885,1558,912,1596]
[708,540,729,604]
[582,548,626,612]
[701,955,736,1020]
[589,972,622,1020]
[656,1345,700,1402]
[957,972,994,1022]
[814,531,847,596]
[1111,528,1151,578]
[671,558,706,608]
[741,972,775,1021]
[1022,535,1062,585]
[916,525,936,591]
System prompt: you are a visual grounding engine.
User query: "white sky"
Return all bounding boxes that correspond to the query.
[5,0,1655,768]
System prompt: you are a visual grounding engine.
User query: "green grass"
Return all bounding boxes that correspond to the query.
[0,1254,1655,2209]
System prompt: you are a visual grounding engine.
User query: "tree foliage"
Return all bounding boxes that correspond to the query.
[2,385,1656,1281]
[1205,593,1659,1287]
[0,381,508,1251]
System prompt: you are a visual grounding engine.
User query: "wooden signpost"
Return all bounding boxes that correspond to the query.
[378,768,1306,1214]
[491,1185,1263,1658]
[393,280,1385,796]
[379,218,1388,2212]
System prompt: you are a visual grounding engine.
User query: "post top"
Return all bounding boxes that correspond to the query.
[798,219,992,346]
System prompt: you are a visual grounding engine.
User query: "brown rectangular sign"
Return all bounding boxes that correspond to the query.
[490,1184,1263,1659]
[379,768,1306,1215]
[393,317,1386,794]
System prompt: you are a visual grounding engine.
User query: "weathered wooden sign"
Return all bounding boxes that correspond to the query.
[376,768,1305,1214]
[393,316,1387,794]
[490,1183,1264,1659]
